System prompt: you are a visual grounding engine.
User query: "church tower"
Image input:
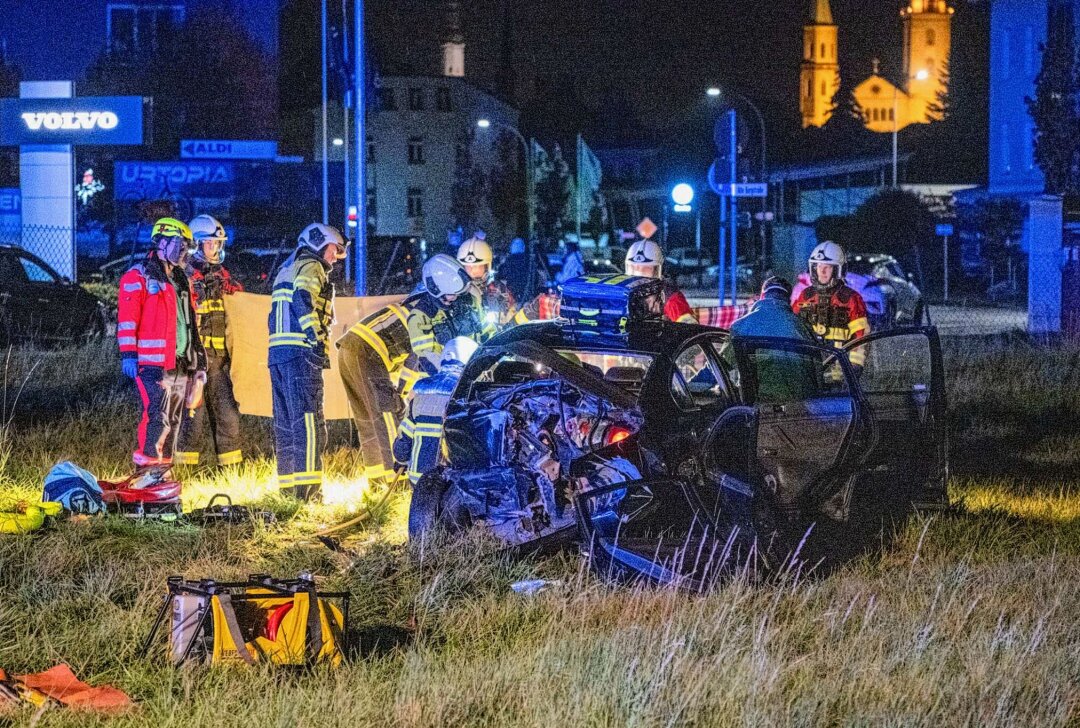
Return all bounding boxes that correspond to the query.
[442,1,465,78]
[902,0,953,121]
[800,0,840,128]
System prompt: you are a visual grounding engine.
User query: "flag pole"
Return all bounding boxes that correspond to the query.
[575,134,582,245]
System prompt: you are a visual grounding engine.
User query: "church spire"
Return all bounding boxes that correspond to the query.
[811,0,833,25]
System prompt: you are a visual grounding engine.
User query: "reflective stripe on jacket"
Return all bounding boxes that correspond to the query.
[394,366,461,484]
[190,261,242,356]
[267,250,335,366]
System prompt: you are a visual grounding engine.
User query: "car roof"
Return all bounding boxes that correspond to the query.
[486,318,723,357]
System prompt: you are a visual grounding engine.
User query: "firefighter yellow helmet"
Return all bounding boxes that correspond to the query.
[457,237,493,282]
[151,218,194,266]
[151,218,193,242]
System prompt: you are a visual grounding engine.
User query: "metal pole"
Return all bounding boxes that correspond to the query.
[575,133,582,245]
[728,109,738,307]
[695,204,702,287]
[525,135,536,292]
[718,188,727,305]
[943,234,949,302]
[353,0,366,294]
[342,0,351,244]
[321,0,329,224]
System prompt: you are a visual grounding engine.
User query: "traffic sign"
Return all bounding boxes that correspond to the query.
[725,183,768,198]
[180,139,278,160]
[636,217,658,240]
[936,223,954,237]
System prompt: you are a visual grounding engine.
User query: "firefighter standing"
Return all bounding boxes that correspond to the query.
[457,235,516,333]
[267,223,348,501]
[176,215,244,467]
[624,239,697,323]
[791,241,871,369]
[394,337,478,484]
[117,218,206,469]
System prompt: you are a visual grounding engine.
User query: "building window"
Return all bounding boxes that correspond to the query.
[1024,25,1034,75]
[436,87,453,112]
[820,81,826,96]
[820,43,826,58]
[407,187,424,218]
[408,137,424,165]
[806,79,812,97]
[926,28,936,46]
[1001,31,1011,80]
[888,107,895,121]
[378,88,396,111]
[107,3,184,55]
[366,136,375,164]
[408,88,425,111]
[805,41,811,59]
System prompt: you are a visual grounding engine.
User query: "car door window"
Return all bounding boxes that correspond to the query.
[18,256,58,284]
[672,343,728,409]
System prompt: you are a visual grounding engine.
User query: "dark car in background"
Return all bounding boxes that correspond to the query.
[0,245,108,347]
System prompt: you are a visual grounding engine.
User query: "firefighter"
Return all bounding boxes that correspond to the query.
[337,299,416,490]
[117,218,206,469]
[792,241,871,369]
[624,239,697,323]
[457,235,516,333]
[176,214,244,467]
[406,254,486,376]
[267,223,348,501]
[394,336,478,485]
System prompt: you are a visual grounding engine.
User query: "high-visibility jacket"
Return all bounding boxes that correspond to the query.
[513,292,561,324]
[406,293,486,376]
[792,283,871,366]
[469,279,517,335]
[267,250,335,367]
[118,254,205,371]
[394,363,462,484]
[189,260,242,356]
[343,293,424,396]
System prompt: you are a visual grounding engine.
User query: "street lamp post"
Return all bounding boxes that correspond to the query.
[353,0,366,294]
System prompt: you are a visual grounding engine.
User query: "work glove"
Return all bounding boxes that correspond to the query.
[122,359,138,380]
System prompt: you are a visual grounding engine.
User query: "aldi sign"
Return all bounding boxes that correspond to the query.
[181,139,277,160]
[0,96,144,145]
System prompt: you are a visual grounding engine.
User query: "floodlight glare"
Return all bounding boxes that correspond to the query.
[477,118,492,129]
[671,183,694,206]
[706,87,721,97]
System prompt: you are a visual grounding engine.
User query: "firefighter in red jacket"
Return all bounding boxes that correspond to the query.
[624,239,696,323]
[176,214,244,467]
[792,241,871,369]
[117,218,207,468]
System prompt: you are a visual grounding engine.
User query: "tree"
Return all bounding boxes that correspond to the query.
[534,143,572,243]
[852,188,937,287]
[1026,2,1080,195]
[450,132,487,235]
[488,132,525,238]
[927,60,952,122]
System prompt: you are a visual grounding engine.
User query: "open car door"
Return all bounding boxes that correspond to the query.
[843,326,948,509]
[734,337,873,520]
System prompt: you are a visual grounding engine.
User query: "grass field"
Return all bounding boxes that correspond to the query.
[1,337,1078,726]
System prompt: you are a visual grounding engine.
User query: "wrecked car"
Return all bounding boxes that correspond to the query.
[409,274,947,587]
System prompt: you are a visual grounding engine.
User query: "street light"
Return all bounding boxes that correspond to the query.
[706,86,721,98]
[671,183,694,208]
[476,118,491,129]
[892,68,931,186]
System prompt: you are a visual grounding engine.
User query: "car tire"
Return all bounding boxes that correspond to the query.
[408,470,449,539]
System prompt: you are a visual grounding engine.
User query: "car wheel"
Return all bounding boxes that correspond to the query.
[408,470,449,539]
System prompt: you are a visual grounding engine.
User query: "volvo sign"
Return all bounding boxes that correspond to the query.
[0,95,144,145]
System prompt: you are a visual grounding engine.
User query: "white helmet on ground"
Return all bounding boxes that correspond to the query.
[808,241,846,289]
[441,336,478,367]
[189,214,228,264]
[423,254,471,300]
[298,222,347,260]
[457,236,493,281]
[625,239,664,277]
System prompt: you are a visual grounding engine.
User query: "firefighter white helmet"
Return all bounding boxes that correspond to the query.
[457,237,493,281]
[189,214,228,264]
[441,336,478,367]
[808,241,846,288]
[625,239,664,277]
[423,254,470,300]
[298,222,347,260]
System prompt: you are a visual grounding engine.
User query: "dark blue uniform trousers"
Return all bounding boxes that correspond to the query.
[270,355,325,500]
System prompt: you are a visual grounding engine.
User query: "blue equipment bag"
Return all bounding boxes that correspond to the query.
[43,461,105,514]
[559,275,664,345]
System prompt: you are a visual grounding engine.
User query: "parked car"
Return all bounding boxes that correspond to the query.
[410,275,947,586]
[793,253,926,331]
[0,245,108,347]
